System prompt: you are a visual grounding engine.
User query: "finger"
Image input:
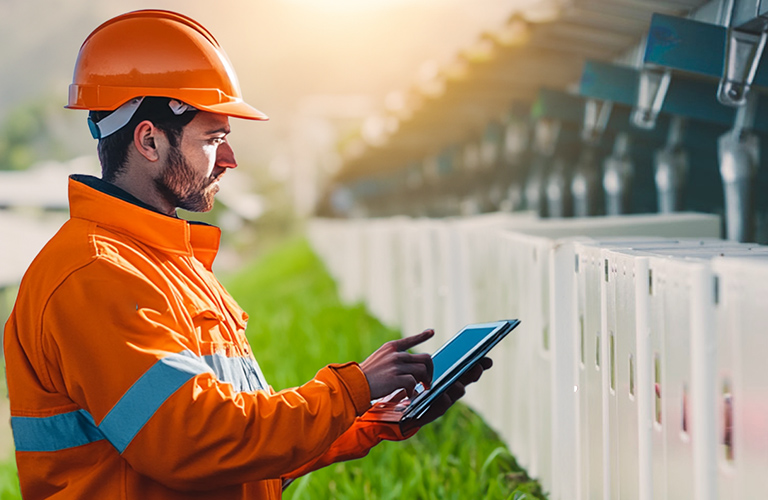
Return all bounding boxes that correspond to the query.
[445,381,466,402]
[398,374,418,398]
[459,363,485,385]
[458,357,492,385]
[398,360,431,388]
[399,352,434,383]
[425,393,453,418]
[399,352,432,365]
[392,329,434,351]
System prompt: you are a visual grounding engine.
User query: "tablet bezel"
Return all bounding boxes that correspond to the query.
[403,319,520,421]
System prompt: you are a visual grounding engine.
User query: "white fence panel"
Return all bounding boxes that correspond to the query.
[712,256,768,500]
[305,212,768,500]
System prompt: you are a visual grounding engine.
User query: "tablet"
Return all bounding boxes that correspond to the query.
[364,319,520,424]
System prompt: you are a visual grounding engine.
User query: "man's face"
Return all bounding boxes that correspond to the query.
[154,111,236,212]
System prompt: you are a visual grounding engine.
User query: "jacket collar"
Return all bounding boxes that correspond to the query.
[68,175,221,270]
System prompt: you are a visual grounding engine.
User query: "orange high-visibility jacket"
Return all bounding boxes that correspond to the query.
[4,176,409,499]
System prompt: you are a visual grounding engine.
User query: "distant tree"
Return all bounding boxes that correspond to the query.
[0,96,81,170]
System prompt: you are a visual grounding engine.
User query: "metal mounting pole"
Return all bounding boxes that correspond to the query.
[654,116,688,213]
[718,91,760,241]
[525,119,561,216]
[500,118,530,212]
[571,146,601,217]
[716,0,765,241]
[546,156,572,218]
[570,99,612,217]
[603,133,634,215]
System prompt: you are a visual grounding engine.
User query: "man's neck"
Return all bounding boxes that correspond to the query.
[72,175,173,217]
[109,173,176,216]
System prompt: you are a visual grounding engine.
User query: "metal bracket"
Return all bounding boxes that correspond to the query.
[718,28,767,106]
[644,13,768,103]
[632,67,672,129]
[579,59,768,133]
[583,98,613,144]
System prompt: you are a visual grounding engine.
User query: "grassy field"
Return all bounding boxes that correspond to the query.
[0,238,546,499]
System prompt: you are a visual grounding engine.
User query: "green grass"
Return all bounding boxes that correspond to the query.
[225,238,546,499]
[0,459,19,500]
[0,237,546,499]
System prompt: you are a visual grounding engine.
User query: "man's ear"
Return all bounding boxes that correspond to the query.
[133,120,161,162]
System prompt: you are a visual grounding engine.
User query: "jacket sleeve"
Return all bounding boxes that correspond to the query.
[283,418,419,479]
[40,259,372,491]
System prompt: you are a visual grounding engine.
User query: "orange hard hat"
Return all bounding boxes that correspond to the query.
[67,9,268,121]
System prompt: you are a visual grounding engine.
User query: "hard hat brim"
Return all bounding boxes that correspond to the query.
[196,100,269,121]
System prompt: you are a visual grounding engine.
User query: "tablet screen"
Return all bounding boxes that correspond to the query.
[363,319,519,424]
[432,325,499,385]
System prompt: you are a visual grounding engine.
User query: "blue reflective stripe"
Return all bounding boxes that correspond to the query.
[99,350,213,453]
[11,409,105,452]
[12,350,267,454]
[203,353,266,392]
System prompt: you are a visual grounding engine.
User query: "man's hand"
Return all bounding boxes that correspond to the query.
[360,329,435,400]
[401,356,493,434]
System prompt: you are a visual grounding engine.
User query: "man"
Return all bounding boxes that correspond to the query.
[4,9,490,499]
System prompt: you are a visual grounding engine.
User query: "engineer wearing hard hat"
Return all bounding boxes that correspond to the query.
[3,9,491,500]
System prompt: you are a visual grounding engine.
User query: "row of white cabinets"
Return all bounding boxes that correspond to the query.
[309,212,768,500]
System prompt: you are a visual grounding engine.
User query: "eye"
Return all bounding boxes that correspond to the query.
[209,137,225,145]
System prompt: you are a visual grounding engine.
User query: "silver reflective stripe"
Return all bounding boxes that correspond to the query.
[203,353,267,392]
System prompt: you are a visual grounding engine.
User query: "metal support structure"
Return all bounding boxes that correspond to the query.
[603,133,634,215]
[526,119,561,216]
[571,98,612,217]
[718,92,760,241]
[571,145,602,217]
[633,67,672,129]
[530,89,616,218]
[546,156,572,218]
[635,9,768,236]
[644,12,768,107]
[718,27,768,105]
[479,121,508,212]
[654,116,689,213]
[499,114,532,212]
[579,58,768,132]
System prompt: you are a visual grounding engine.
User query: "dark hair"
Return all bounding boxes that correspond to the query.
[90,97,198,182]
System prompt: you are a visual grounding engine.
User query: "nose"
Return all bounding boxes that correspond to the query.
[217,141,237,169]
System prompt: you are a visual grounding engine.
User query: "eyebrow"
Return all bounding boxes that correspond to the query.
[205,126,231,135]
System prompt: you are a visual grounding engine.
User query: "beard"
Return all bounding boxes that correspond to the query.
[154,146,223,213]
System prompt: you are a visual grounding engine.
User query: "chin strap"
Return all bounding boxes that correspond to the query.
[88,97,145,139]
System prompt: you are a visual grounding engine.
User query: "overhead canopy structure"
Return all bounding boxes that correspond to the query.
[335,0,712,184]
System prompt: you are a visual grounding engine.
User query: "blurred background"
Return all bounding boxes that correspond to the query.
[4,1,768,496]
[0,0,529,224]
[7,0,768,275]
[0,0,537,463]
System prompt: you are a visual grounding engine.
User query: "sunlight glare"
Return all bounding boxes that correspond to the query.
[281,0,417,11]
